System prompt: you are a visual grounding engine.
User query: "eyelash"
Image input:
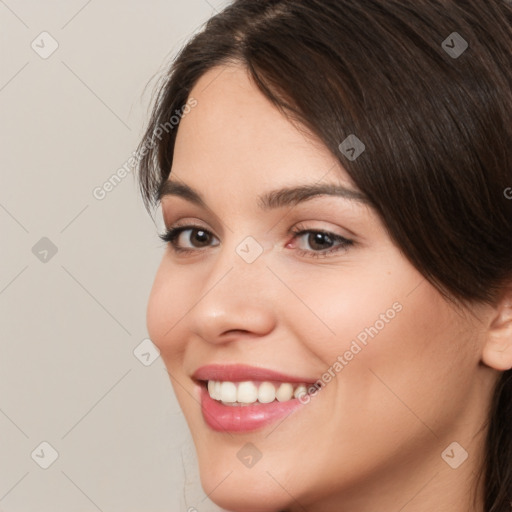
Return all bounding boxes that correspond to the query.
[158,223,354,259]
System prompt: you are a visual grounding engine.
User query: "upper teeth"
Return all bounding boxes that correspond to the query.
[207,380,308,405]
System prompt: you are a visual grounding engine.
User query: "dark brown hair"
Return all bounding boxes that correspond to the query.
[136,1,512,509]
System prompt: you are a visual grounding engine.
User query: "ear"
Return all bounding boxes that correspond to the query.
[481,285,512,371]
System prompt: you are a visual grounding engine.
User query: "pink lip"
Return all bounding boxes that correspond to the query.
[192,364,316,384]
[198,384,306,433]
[192,364,315,433]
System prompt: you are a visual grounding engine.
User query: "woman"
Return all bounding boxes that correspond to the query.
[136,1,512,511]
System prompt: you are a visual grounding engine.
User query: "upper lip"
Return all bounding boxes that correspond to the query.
[192,364,316,384]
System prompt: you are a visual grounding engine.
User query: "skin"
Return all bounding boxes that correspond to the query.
[146,64,512,512]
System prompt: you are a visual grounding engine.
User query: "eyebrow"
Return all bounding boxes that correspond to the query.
[157,179,369,210]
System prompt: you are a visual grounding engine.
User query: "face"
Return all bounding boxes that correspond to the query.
[147,65,494,511]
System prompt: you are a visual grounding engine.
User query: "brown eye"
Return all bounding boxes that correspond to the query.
[159,225,220,252]
[182,228,212,248]
[306,232,335,251]
[289,228,354,259]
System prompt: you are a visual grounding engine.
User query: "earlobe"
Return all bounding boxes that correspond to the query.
[481,292,512,371]
[482,335,512,371]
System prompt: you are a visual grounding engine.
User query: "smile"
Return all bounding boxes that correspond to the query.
[193,364,317,432]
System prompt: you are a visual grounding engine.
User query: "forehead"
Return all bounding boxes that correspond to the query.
[172,64,355,194]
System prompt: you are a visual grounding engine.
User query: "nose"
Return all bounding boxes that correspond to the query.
[188,253,277,345]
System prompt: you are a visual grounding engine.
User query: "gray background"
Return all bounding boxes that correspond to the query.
[0,1,229,510]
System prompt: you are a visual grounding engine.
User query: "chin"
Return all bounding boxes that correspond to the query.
[198,468,291,512]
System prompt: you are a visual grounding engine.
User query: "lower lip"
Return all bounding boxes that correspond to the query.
[199,383,306,433]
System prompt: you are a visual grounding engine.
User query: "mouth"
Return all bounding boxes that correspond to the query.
[192,364,318,433]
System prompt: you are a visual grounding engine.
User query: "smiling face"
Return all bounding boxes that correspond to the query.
[146,64,498,511]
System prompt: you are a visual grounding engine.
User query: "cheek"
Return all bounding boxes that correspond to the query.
[146,259,197,361]
[273,256,409,361]
[285,258,475,427]
[334,283,476,440]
